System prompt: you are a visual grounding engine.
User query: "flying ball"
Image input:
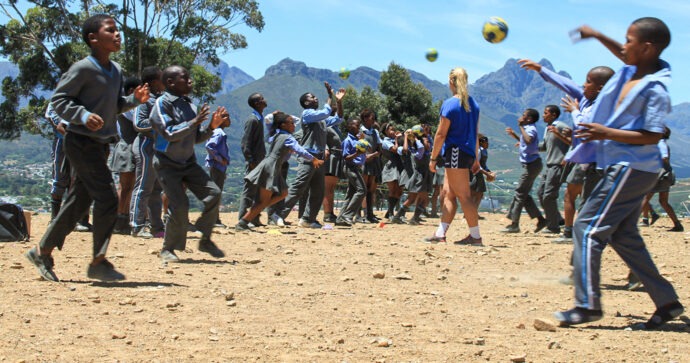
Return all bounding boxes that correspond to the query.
[338,67,351,80]
[425,48,438,62]
[411,124,425,137]
[355,139,371,153]
[482,16,509,44]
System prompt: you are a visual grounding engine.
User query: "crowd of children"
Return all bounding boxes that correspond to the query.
[23,14,684,331]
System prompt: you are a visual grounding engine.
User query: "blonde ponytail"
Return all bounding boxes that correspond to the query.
[449,67,470,112]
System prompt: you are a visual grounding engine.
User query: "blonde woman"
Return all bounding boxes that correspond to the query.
[425,67,481,245]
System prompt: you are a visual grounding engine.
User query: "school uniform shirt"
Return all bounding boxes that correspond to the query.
[342,133,366,166]
[300,104,344,156]
[539,122,569,166]
[205,128,229,173]
[150,92,214,165]
[569,61,670,173]
[519,123,540,164]
[134,92,160,139]
[51,56,139,143]
[440,96,480,158]
[117,109,138,144]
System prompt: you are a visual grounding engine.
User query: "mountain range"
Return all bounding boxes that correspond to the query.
[2,58,690,176]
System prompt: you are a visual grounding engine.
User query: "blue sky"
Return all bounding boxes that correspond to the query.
[223,0,690,104]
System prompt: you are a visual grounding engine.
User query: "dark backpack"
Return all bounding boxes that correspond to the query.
[0,203,29,242]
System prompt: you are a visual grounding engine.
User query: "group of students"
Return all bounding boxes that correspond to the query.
[24,14,684,331]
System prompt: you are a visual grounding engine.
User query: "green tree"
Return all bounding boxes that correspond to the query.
[0,0,264,140]
[378,62,437,130]
[341,85,389,126]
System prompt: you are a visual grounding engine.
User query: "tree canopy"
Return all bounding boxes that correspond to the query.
[0,0,264,139]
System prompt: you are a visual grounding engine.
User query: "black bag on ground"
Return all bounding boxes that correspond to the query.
[0,203,28,242]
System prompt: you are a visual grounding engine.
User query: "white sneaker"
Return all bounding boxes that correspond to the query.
[271,213,285,227]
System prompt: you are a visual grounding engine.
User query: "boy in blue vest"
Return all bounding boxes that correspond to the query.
[554,17,683,330]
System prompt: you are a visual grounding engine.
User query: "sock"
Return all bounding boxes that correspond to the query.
[435,222,449,238]
[413,206,423,219]
[469,226,481,239]
[395,206,408,218]
[366,192,374,218]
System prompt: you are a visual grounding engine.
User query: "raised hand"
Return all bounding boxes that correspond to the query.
[335,88,346,101]
[561,95,580,113]
[194,104,211,125]
[210,106,231,129]
[133,84,150,103]
[517,59,541,72]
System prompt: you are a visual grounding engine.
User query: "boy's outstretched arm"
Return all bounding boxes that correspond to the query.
[576,123,662,145]
[578,25,625,63]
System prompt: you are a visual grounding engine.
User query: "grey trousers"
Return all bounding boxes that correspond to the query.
[154,156,220,251]
[130,135,163,231]
[508,158,543,223]
[280,159,325,223]
[537,164,564,230]
[209,167,226,223]
[337,164,366,221]
[40,132,117,258]
[573,164,678,310]
[238,163,258,221]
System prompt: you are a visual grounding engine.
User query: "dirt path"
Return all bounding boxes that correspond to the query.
[1,213,688,362]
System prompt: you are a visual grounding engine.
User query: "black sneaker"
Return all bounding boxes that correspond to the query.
[650,213,660,226]
[390,216,405,224]
[214,222,227,229]
[640,301,684,330]
[198,239,225,258]
[87,259,125,281]
[235,220,253,232]
[366,216,379,223]
[668,224,684,232]
[534,218,548,233]
[335,219,353,227]
[501,224,520,233]
[453,235,483,246]
[25,247,59,282]
[541,228,560,235]
[408,217,421,226]
[553,307,603,326]
[423,235,447,244]
[323,214,337,223]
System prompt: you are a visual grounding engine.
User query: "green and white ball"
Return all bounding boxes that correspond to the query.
[425,48,438,62]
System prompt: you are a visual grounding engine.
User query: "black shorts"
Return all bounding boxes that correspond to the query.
[443,146,475,169]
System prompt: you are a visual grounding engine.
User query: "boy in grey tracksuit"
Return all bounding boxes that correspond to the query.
[149,65,230,263]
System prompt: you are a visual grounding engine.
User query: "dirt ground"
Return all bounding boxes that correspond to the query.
[1,212,688,362]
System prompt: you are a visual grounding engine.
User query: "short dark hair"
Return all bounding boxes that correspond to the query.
[123,77,141,95]
[525,108,539,123]
[299,93,311,108]
[633,17,671,52]
[478,134,488,142]
[360,108,376,122]
[82,14,113,47]
[380,122,394,135]
[162,65,185,85]
[248,93,263,109]
[141,66,162,85]
[589,66,615,87]
[663,127,671,139]
[545,105,561,119]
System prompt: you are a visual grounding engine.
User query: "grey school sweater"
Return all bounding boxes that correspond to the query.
[51,56,138,143]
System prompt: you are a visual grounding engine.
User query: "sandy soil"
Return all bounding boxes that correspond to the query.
[1,212,688,362]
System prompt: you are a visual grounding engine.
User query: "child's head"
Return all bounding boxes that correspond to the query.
[299,92,318,109]
[380,122,397,138]
[142,66,164,94]
[360,109,376,128]
[624,17,671,65]
[347,118,361,135]
[248,93,267,112]
[478,134,489,148]
[82,14,120,53]
[123,77,141,96]
[519,108,539,125]
[583,66,614,101]
[542,105,560,124]
[162,66,192,96]
[662,126,671,139]
[272,112,296,134]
